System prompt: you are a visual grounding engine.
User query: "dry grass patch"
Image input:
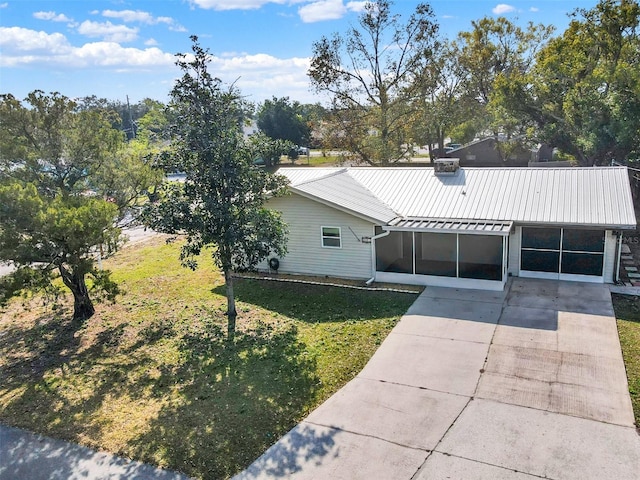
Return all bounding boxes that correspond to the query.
[0,236,418,479]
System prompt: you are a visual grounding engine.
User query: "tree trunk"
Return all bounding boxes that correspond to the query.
[59,265,95,321]
[224,269,237,340]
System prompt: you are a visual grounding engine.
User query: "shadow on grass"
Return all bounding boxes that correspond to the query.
[220,277,417,324]
[0,306,326,479]
[0,308,170,439]
[128,318,325,479]
[612,294,640,324]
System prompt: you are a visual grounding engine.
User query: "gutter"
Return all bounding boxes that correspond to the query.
[366,228,391,285]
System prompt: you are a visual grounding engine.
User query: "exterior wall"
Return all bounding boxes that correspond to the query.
[261,193,375,279]
[375,271,506,291]
[445,138,530,167]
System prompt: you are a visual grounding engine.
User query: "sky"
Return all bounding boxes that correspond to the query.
[0,0,601,106]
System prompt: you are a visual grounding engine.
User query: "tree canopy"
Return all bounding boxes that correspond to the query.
[0,91,157,319]
[309,0,440,165]
[142,37,289,338]
[493,0,640,165]
[257,96,311,147]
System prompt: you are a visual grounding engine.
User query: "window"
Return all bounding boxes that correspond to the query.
[459,234,503,281]
[415,232,456,277]
[521,227,605,277]
[321,226,342,248]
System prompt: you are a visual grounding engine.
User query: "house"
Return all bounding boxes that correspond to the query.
[261,161,636,291]
[443,137,554,167]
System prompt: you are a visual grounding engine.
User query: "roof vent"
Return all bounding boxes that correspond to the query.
[434,158,460,176]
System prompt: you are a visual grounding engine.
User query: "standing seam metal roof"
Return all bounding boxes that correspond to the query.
[277,166,636,229]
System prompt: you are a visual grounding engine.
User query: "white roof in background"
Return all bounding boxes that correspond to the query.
[277,166,636,229]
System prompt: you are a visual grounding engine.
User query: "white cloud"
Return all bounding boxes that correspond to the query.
[101,9,183,30]
[492,4,516,15]
[0,27,174,68]
[299,0,347,23]
[530,7,539,12]
[77,20,139,43]
[33,11,73,22]
[209,53,314,102]
[102,9,155,23]
[0,3,8,8]
[346,1,368,13]
[145,38,159,46]
[190,0,288,10]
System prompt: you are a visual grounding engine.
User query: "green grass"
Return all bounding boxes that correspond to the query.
[611,294,640,427]
[0,237,418,479]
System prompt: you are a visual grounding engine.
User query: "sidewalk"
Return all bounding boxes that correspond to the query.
[0,424,191,480]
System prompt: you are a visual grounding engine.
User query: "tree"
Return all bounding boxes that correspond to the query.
[456,17,554,143]
[494,0,640,165]
[410,40,470,159]
[308,0,440,165]
[257,97,310,147]
[0,91,134,320]
[248,131,293,167]
[142,37,289,338]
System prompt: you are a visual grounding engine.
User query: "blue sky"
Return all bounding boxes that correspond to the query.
[0,1,599,106]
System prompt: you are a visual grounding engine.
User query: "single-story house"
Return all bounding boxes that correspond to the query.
[261,161,636,291]
[443,137,554,167]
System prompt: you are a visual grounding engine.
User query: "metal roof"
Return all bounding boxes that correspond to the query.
[389,218,513,235]
[277,166,636,229]
[291,169,398,223]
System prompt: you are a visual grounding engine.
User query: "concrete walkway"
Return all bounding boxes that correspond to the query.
[0,425,190,480]
[235,277,640,480]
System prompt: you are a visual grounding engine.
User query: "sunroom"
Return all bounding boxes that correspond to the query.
[374,219,512,291]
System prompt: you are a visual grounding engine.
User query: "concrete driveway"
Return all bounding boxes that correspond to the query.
[235,277,640,480]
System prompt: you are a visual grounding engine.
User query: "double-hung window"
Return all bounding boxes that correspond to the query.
[321,226,342,248]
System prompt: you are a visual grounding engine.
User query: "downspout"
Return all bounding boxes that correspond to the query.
[366,228,391,285]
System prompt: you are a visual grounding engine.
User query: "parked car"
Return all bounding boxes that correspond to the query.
[297,146,309,155]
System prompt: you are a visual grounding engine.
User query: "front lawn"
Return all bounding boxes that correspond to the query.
[0,236,418,479]
[611,293,640,428]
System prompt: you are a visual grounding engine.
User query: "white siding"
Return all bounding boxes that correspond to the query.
[263,193,375,279]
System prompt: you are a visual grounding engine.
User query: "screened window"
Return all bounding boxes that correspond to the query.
[459,235,503,281]
[415,232,456,277]
[521,227,605,277]
[321,226,342,248]
[521,227,561,250]
[562,229,605,253]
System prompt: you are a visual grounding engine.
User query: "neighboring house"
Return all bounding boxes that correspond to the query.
[260,161,636,291]
[444,137,553,167]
